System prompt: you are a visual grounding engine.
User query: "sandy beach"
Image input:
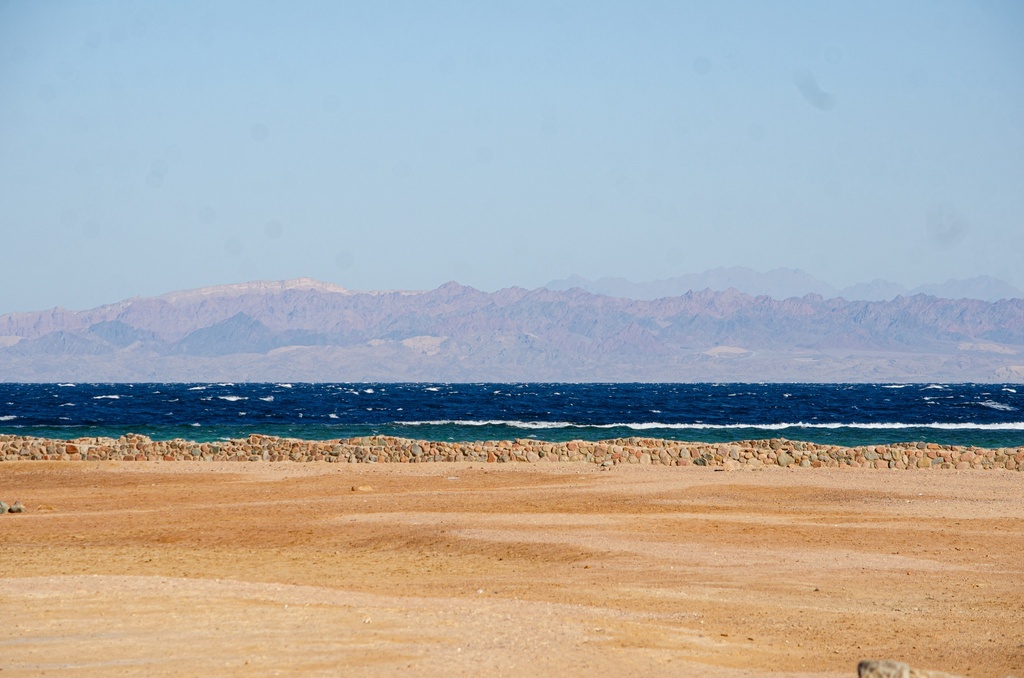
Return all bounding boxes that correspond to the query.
[1,457,1022,677]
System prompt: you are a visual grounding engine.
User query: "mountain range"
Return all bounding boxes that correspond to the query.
[545,267,1023,302]
[1,276,1023,382]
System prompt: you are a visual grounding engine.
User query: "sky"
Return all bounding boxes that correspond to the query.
[1,0,1022,312]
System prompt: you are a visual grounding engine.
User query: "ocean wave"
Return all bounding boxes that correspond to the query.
[0,415,16,421]
[399,420,576,430]
[976,400,1016,412]
[93,395,121,399]
[395,419,1024,432]
[218,396,248,402]
[259,396,275,402]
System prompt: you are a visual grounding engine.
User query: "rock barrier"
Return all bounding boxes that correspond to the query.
[1,433,1022,470]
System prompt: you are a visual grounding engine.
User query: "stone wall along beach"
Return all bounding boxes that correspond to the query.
[2,434,1023,470]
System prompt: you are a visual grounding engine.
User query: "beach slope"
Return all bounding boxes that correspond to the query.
[1,462,1021,676]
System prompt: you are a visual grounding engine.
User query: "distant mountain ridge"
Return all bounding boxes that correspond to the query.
[1,278,1023,382]
[544,267,1023,302]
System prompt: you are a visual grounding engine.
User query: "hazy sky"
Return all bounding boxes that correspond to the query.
[1,0,1022,312]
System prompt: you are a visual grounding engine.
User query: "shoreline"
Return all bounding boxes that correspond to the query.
[2,432,1022,470]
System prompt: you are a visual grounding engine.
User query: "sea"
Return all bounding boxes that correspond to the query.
[1,383,1023,449]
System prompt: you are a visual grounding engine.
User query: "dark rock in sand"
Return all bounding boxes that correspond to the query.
[857,659,965,678]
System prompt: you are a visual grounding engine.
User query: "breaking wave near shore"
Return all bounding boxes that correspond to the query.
[1,383,1022,448]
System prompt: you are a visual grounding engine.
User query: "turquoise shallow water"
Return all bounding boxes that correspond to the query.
[1,382,1022,448]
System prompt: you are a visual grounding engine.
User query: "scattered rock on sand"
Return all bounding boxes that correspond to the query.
[7,500,25,513]
[351,486,374,492]
[0,500,8,513]
[857,659,966,678]
[858,660,911,678]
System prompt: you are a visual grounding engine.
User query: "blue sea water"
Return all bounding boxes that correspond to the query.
[0,383,1022,448]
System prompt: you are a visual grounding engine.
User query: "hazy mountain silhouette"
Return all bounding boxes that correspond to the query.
[1,278,1022,382]
[545,267,1022,302]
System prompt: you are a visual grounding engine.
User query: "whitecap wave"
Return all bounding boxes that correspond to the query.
[218,396,248,402]
[259,396,274,402]
[188,386,206,391]
[0,415,16,421]
[395,419,1024,432]
[93,395,120,400]
[400,419,576,430]
[977,400,1016,412]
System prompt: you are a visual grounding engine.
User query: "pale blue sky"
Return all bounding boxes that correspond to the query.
[1,0,1022,311]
